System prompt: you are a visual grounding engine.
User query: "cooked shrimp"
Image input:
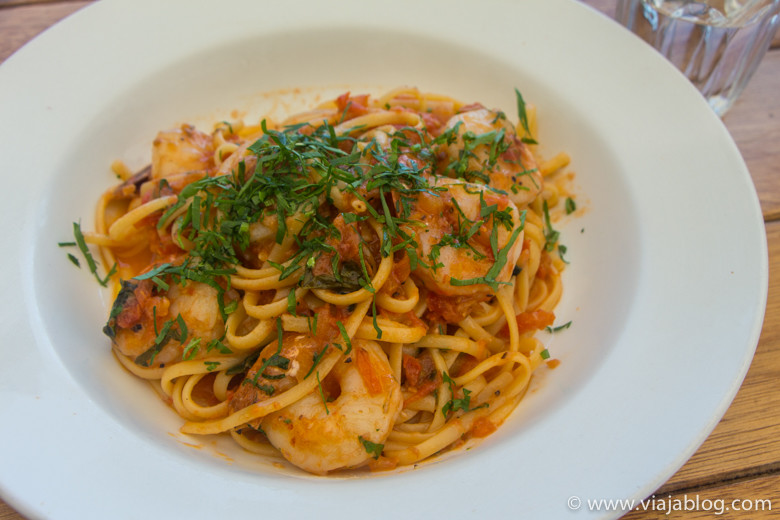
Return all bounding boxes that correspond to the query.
[262,340,402,475]
[151,124,215,180]
[228,305,351,416]
[401,177,525,298]
[228,331,325,416]
[440,107,542,209]
[104,279,226,367]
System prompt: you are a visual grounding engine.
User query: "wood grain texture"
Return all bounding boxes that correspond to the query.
[723,50,780,221]
[0,0,73,7]
[0,503,22,520]
[0,0,81,6]
[623,473,780,519]
[0,1,91,63]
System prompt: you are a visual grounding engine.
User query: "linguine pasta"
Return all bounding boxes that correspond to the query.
[73,87,573,475]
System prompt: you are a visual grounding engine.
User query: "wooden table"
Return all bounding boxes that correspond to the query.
[0,1,777,518]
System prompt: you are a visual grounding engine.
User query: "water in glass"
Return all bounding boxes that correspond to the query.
[616,0,780,116]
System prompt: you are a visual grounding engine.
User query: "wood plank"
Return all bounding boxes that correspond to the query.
[623,473,780,519]
[0,1,91,63]
[0,0,87,8]
[723,49,780,221]
[0,503,22,520]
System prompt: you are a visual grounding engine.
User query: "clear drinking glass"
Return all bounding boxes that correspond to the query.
[615,0,780,116]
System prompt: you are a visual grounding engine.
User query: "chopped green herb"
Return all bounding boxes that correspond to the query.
[286,289,297,316]
[441,372,488,416]
[102,280,138,339]
[336,321,353,355]
[316,372,330,415]
[223,300,238,315]
[71,221,115,287]
[151,276,169,291]
[558,244,569,264]
[301,261,363,291]
[243,318,290,392]
[541,200,559,252]
[182,337,202,361]
[514,88,538,145]
[304,343,330,379]
[450,223,523,291]
[226,350,261,376]
[207,337,233,355]
[358,436,384,459]
[545,320,572,334]
[371,297,382,339]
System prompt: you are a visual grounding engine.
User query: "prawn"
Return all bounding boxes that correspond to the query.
[261,339,402,475]
[103,125,215,208]
[440,107,542,209]
[401,177,525,299]
[151,124,215,180]
[104,279,226,367]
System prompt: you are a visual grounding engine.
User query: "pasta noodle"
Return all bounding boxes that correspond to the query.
[74,87,573,475]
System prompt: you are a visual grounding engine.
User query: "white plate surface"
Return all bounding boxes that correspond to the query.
[0,0,767,519]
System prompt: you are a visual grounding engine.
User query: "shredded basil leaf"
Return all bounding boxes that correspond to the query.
[514,88,538,145]
[545,321,572,334]
[358,436,384,459]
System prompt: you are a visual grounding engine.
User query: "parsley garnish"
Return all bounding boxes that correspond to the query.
[102,280,138,339]
[286,289,297,316]
[358,436,384,459]
[450,222,524,291]
[243,318,290,393]
[304,343,330,379]
[565,197,576,214]
[182,337,202,361]
[545,321,572,334]
[541,200,559,252]
[68,221,116,287]
[316,372,329,415]
[515,88,538,145]
[336,321,353,355]
[226,350,262,376]
[134,312,189,367]
[541,201,570,263]
[441,372,488,416]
